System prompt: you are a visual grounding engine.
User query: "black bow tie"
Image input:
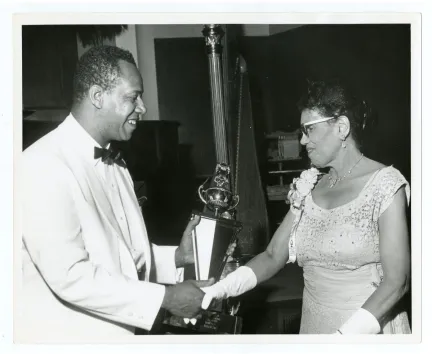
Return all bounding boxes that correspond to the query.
[94,147,127,168]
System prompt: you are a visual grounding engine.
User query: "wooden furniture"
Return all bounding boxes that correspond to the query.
[264,132,307,233]
[22,25,78,110]
[265,131,303,198]
[266,158,303,201]
[22,120,61,150]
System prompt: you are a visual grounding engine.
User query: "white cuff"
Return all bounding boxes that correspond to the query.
[339,308,381,334]
[200,266,257,310]
[152,245,181,284]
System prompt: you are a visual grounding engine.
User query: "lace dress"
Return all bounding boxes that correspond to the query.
[288,166,411,334]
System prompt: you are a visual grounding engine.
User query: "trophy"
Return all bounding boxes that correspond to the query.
[192,163,241,281]
[157,24,243,335]
[190,25,242,283]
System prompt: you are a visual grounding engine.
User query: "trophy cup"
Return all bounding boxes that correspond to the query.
[198,163,239,218]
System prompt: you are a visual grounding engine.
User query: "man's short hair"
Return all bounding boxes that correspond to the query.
[73,45,137,103]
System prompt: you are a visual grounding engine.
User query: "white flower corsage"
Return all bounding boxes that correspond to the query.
[286,167,321,263]
[287,167,321,211]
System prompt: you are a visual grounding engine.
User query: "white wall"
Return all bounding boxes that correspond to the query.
[115,25,139,64]
[76,35,116,58]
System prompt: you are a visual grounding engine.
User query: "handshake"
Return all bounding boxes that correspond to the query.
[161,265,258,318]
[161,278,216,318]
[161,214,239,318]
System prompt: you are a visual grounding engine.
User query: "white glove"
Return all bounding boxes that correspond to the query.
[200,266,257,310]
[338,308,381,334]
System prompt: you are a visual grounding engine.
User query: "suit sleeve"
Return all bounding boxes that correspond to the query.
[22,155,165,331]
[152,245,184,284]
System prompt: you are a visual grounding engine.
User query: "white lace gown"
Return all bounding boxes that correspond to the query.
[288,166,411,334]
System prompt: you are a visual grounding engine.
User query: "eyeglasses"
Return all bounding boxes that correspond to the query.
[300,116,337,137]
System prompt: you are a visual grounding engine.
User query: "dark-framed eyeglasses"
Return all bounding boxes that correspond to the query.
[300,116,337,137]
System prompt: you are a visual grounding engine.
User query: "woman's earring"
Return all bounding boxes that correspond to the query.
[341,136,347,149]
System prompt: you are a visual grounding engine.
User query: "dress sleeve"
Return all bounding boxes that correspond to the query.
[376,166,410,218]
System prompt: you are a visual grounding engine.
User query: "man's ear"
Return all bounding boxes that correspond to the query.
[337,115,351,139]
[88,85,104,109]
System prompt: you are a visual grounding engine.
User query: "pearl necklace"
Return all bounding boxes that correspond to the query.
[328,154,364,188]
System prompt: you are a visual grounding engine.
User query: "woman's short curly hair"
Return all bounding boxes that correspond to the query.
[73,45,137,103]
[297,79,376,148]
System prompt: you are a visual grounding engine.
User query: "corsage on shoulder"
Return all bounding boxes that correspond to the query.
[287,167,321,212]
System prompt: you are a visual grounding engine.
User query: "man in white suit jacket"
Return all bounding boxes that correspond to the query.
[17,46,212,342]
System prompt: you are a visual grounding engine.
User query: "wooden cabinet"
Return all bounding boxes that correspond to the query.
[22,25,78,109]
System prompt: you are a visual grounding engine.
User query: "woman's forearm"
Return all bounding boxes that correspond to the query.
[246,250,287,285]
[200,250,287,309]
[200,211,293,308]
[362,276,409,324]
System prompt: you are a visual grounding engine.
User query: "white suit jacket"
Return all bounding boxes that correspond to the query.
[17,115,181,343]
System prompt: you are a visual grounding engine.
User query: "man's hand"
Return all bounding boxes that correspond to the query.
[175,214,200,268]
[161,279,215,318]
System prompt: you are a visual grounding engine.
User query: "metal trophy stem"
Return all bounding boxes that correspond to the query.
[202,25,239,219]
[202,24,229,166]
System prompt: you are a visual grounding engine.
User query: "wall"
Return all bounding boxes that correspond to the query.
[114,25,139,63]
[135,25,218,121]
[269,24,303,35]
[77,35,116,58]
[129,25,275,175]
[133,24,272,122]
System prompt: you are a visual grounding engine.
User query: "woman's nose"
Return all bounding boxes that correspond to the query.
[300,132,309,145]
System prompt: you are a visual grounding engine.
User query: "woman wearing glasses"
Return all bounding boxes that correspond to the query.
[200,79,411,334]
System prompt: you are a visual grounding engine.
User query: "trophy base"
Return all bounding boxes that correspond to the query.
[156,309,242,334]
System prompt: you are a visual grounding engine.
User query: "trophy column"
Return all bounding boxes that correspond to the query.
[202,24,229,166]
[199,25,238,220]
